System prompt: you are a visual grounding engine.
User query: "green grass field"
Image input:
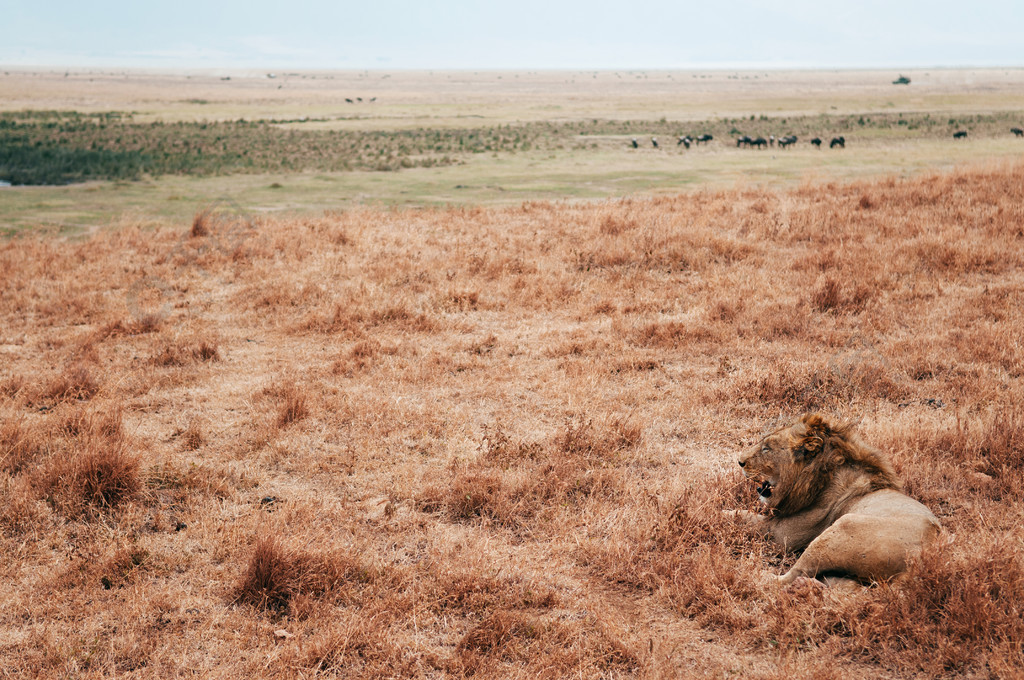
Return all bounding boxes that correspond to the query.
[4,135,1022,237]
[2,67,1024,235]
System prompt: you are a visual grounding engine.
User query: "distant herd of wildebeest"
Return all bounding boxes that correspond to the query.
[632,126,1024,150]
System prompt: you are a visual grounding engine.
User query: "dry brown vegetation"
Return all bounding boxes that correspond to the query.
[2,161,1023,678]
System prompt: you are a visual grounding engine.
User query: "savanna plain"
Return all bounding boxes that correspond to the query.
[1,68,1024,678]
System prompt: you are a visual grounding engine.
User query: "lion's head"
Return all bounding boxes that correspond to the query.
[738,413,900,516]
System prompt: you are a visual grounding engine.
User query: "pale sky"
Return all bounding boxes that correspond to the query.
[1,0,1021,70]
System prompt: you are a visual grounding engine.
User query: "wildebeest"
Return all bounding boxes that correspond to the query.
[631,138,639,149]
[953,130,968,139]
[678,135,692,148]
[830,136,846,148]
[769,135,775,147]
[736,135,752,148]
[810,137,822,148]
[695,134,713,145]
[1012,127,1024,137]
[345,98,354,103]
[751,137,768,149]
[651,137,659,148]
[778,135,798,148]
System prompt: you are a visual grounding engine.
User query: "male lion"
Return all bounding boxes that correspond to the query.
[735,413,941,587]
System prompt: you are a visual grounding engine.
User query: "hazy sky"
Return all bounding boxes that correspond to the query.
[1,0,1022,70]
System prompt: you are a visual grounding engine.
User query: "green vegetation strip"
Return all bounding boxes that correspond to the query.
[2,109,1021,186]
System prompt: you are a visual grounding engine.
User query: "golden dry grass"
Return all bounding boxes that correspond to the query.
[2,161,1024,678]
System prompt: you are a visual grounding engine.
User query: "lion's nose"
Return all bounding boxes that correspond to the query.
[738,460,746,468]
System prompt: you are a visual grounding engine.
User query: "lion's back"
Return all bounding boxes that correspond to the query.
[848,488,939,524]
[847,488,942,549]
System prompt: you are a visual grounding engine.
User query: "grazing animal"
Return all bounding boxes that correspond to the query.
[751,136,768,149]
[953,130,968,139]
[345,98,354,103]
[810,137,822,148]
[778,135,798,148]
[736,135,752,148]
[651,137,659,148]
[734,413,942,587]
[830,136,846,148]
[631,138,639,149]
[678,135,692,148]
[769,135,775,147]
[696,134,713,144]
[1012,127,1024,137]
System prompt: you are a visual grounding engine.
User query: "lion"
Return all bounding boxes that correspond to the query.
[735,413,941,587]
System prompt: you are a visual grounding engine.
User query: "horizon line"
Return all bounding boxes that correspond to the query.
[4,62,1024,73]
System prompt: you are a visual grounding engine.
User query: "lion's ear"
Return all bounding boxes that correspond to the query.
[792,413,830,461]
[792,433,824,461]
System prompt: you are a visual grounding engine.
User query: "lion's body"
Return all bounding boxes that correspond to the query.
[737,414,941,585]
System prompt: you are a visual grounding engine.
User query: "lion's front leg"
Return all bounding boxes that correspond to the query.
[724,509,770,536]
[775,525,848,585]
[775,513,900,585]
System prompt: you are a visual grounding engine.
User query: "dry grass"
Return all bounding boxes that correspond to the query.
[1,161,1023,677]
[32,409,141,517]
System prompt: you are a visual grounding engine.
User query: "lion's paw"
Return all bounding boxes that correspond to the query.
[790,576,825,590]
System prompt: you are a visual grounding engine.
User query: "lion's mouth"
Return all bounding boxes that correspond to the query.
[756,480,773,499]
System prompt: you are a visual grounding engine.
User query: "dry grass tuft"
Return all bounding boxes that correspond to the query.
[40,364,101,403]
[39,440,141,515]
[456,610,640,676]
[53,403,125,442]
[936,407,1024,476]
[180,417,206,451]
[299,619,409,676]
[128,313,163,335]
[811,275,872,314]
[0,414,46,473]
[555,415,643,457]
[190,208,212,238]
[100,545,151,589]
[234,535,375,614]
[234,535,302,611]
[151,335,221,366]
[0,477,49,534]
[275,382,311,428]
[0,374,27,400]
